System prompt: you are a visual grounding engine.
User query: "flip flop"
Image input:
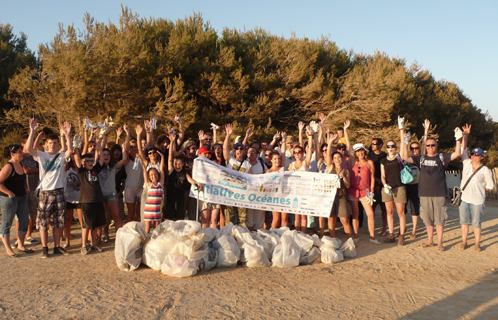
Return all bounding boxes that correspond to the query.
[419,243,433,248]
[410,234,416,240]
[17,248,35,254]
[7,252,18,258]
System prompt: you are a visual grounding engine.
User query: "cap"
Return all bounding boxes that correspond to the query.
[235,136,243,143]
[353,143,368,153]
[470,147,484,156]
[182,140,196,151]
[198,146,213,154]
[337,143,347,149]
[234,142,245,149]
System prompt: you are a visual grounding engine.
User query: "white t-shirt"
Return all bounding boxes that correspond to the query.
[35,151,66,190]
[226,157,252,173]
[249,160,265,174]
[460,150,494,205]
[125,157,144,188]
[65,167,80,203]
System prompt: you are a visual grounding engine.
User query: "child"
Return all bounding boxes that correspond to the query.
[165,132,202,221]
[63,157,80,249]
[74,141,107,255]
[141,149,166,233]
[266,132,287,228]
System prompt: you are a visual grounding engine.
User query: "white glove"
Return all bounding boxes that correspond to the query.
[84,116,98,130]
[366,193,376,206]
[175,114,182,124]
[309,121,318,133]
[210,122,220,130]
[72,134,83,149]
[383,184,392,197]
[398,116,405,130]
[106,116,114,127]
[454,127,463,141]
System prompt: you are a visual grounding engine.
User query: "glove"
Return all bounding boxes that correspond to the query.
[175,114,182,124]
[454,127,463,141]
[72,134,83,149]
[366,193,376,206]
[398,116,405,130]
[151,116,157,130]
[383,184,392,197]
[309,121,318,133]
[84,116,97,130]
[210,122,220,130]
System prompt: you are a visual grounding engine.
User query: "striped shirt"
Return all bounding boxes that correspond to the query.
[144,183,163,221]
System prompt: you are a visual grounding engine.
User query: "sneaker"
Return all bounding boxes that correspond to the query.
[384,235,396,244]
[53,247,70,256]
[92,245,103,253]
[370,239,381,245]
[11,240,18,249]
[81,246,90,255]
[103,234,109,243]
[41,247,49,259]
[63,243,70,250]
[25,237,39,244]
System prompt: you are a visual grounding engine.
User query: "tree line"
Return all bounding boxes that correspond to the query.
[1,7,496,166]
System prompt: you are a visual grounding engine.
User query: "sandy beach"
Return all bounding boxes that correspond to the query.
[1,200,497,320]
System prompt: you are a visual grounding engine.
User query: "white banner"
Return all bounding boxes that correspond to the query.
[189,157,339,218]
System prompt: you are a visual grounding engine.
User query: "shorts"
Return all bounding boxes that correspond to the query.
[27,191,38,220]
[200,200,221,211]
[405,184,420,216]
[246,209,265,230]
[224,206,247,226]
[330,196,350,218]
[459,201,484,228]
[373,192,386,211]
[37,188,66,231]
[124,187,143,204]
[81,202,107,230]
[420,197,447,226]
[382,186,407,204]
[66,202,82,210]
[103,193,118,203]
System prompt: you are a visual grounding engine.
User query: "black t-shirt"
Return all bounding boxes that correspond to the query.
[380,157,402,188]
[368,151,387,182]
[115,166,127,196]
[78,163,104,203]
[411,153,451,197]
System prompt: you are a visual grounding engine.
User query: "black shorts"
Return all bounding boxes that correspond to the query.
[66,202,82,210]
[81,202,107,230]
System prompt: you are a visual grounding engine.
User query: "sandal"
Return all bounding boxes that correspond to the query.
[398,235,405,246]
[459,243,467,250]
[7,252,18,258]
[384,235,396,244]
[410,233,416,240]
[17,248,35,254]
[419,243,434,248]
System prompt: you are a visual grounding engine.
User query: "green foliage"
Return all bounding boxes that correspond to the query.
[3,8,495,154]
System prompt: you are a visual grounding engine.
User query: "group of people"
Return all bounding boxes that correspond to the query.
[0,114,494,259]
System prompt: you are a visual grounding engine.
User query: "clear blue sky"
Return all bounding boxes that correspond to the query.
[1,0,497,121]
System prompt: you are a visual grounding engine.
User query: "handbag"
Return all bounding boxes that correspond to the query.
[451,164,484,207]
[34,153,61,198]
[396,156,413,184]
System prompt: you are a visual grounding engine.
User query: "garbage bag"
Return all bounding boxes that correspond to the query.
[270,226,289,236]
[311,234,323,247]
[213,235,240,267]
[322,236,342,249]
[271,231,300,267]
[171,220,201,237]
[257,229,280,256]
[161,254,198,278]
[243,242,271,267]
[299,247,321,265]
[143,232,183,270]
[198,247,218,271]
[250,232,271,259]
[197,228,219,243]
[115,222,147,271]
[339,238,357,258]
[219,222,234,237]
[169,239,209,262]
[294,232,314,255]
[320,245,344,264]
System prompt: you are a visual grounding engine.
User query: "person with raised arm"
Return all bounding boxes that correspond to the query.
[141,148,166,233]
[197,146,221,228]
[123,124,144,222]
[26,119,73,258]
[319,135,353,239]
[223,123,252,225]
[458,124,494,252]
[400,117,462,251]
[344,120,380,244]
[266,131,288,228]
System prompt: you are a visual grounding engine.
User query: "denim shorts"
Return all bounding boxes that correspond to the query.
[459,201,484,228]
[103,193,118,203]
[0,195,29,238]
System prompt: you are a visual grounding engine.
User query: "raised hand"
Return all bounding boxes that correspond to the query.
[136,125,143,136]
[344,120,350,130]
[144,119,152,132]
[398,116,405,130]
[273,131,281,140]
[29,118,39,131]
[63,121,72,136]
[116,126,123,137]
[198,130,205,141]
[168,130,176,142]
[319,112,326,125]
[305,125,313,137]
[462,123,471,135]
[246,127,253,138]
[324,126,330,134]
[329,133,338,142]
[422,119,430,133]
[123,124,130,134]
[225,123,233,136]
[298,121,305,131]
[454,127,463,141]
[91,126,98,134]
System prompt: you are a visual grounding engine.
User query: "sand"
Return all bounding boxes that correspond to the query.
[1,200,497,320]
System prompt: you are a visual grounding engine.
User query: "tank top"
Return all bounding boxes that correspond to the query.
[0,162,27,197]
[347,162,371,198]
[144,183,163,220]
[289,161,309,172]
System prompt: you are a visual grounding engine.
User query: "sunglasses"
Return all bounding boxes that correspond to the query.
[293,151,303,154]
[189,147,197,150]
[426,144,436,147]
[235,147,244,151]
[371,143,380,146]
[337,147,345,151]
[205,138,212,141]
[248,151,257,154]
[148,151,158,155]
[410,147,419,150]
[322,148,328,152]
[386,145,396,149]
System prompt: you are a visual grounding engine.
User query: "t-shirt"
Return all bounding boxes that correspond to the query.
[34,151,66,191]
[124,157,144,189]
[460,150,495,205]
[226,157,252,173]
[368,151,387,182]
[65,167,80,203]
[380,157,402,188]
[22,154,39,191]
[412,153,452,198]
[78,163,104,203]
[99,165,119,196]
[249,159,266,174]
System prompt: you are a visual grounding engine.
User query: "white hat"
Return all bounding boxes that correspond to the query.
[353,143,368,153]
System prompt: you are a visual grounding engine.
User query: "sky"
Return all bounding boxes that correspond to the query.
[1,0,497,121]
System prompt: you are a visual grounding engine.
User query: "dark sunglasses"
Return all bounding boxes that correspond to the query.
[426,144,436,147]
[371,142,380,146]
[386,145,396,149]
[189,146,197,150]
[337,147,345,151]
[235,147,244,151]
[293,151,303,154]
[205,138,212,141]
[410,147,419,150]
[148,151,158,155]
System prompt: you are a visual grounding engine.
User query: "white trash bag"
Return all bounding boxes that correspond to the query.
[115,222,147,271]
[299,247,321,265]
[320,245,344,264]
[143,232,184,271]
[272,231,300,267]
[311,234,323,247]
[161,254,198,278]
[294,232,314,256]
[242,242,271,267]
[322,236,342,249]
[339,238,357,258]
[213,235,240,267]
[198,247,218,271]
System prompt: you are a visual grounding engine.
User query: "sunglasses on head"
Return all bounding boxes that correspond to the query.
[9,144,22,152]
[386,145,396,149]
[426,144,436,147]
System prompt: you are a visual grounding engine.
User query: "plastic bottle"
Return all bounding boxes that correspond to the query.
[133,156,139,170]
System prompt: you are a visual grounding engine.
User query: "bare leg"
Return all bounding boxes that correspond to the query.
[53,228,62,247]
[145,220,151,234]
[411,215,419,237]
[328,216,337,237]
[200,209,211,228]
[40,230,48,247]
[294,215,301,232]
[339,217,353,239]
[90,229,98,246]
[64,208,73,246]
[301,215,307,233]
[350,200,360,239]
[271,212,281,229]
[106,200,123,230]
[219,208,225,229]
[264,212,270,230]
[361,198,376,240]
[26,218,36,239]
[134,201,141,222]
[2,237,16,256]
[319,217,326,237]
[81,228,90,248]
[210,209,220,229]
[395,202,406,235]
[126,203,136,222]
[426,225,434,245]
[281,213,289,228]
[436,225,445,249]
[385,201,395,236]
